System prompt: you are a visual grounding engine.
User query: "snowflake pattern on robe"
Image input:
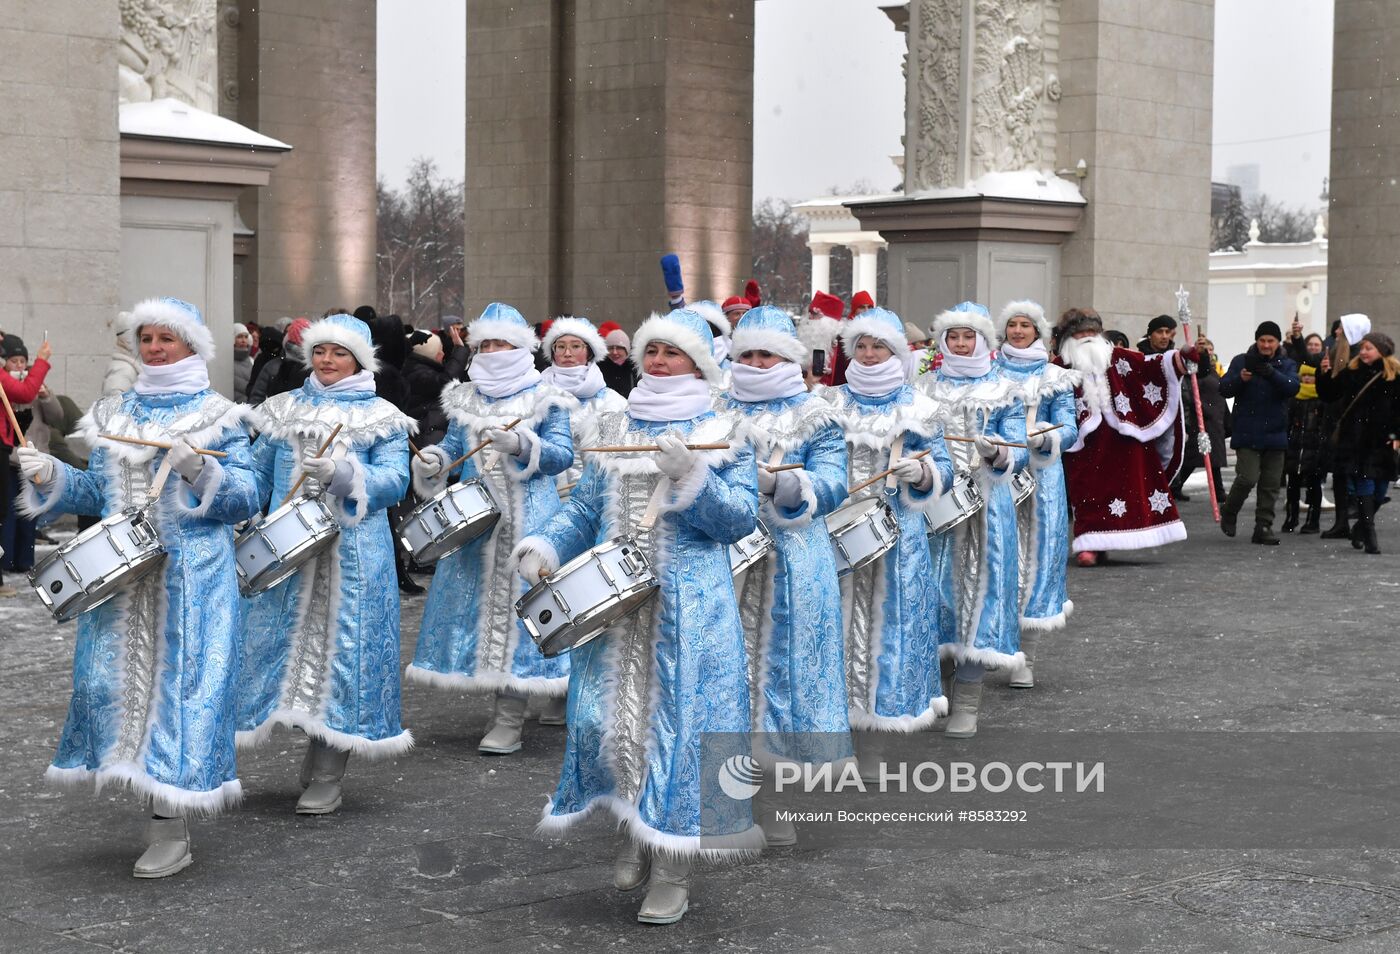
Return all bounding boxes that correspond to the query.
[1148,489,1172,514]
[1142,382,1164,405]
[1115,358,1132,377]
[1113,392,1132,416]
[1109,498,1128,517]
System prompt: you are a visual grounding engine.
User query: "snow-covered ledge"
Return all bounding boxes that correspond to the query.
[120,98,291,197]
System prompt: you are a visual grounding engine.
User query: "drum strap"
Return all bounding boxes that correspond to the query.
[885,433,905,495]
[638,479,667,532]
[146,454,175,504]
[767,448,785,469]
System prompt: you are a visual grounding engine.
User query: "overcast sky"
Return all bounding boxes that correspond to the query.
[377,0,1333,211]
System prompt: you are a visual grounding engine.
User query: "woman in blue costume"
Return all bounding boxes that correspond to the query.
[17,297,259,879]
[994,301,1080,690]
[405,303,575,755]
[819,307,953,775]
[721,305,852,848]
[513,307,759,926]
[917,302,1029,739]
[236,314,416,815]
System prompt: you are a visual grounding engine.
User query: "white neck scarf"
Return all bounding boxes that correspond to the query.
[307,368,376,394]
[541,361,606,399]
[627,372,712,422]
[729,360,806,403]
[938,329,993,378]
[470,347,541,398]
[134,354,211,395]
[845,355,907,397]
[1000,340,1048,364]
[712,335,731,366]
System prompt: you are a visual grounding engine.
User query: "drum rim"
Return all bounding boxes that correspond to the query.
[526,581,659,656]
[236,529,341,595]
[396,478,501,563]
[34,547,168,622]
[826,495,889,534]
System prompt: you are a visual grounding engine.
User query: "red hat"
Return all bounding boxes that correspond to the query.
[744,279,762,308]
[285,317,312,344]
[809,291,844,320]
[848,291,875,317]
[539,318,554,339]
[721,296,752,317]
[597,321,623,338]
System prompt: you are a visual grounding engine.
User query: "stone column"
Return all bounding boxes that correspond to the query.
[809,243,833,296]
[851,242,880,298]
[1328,0,1400,340]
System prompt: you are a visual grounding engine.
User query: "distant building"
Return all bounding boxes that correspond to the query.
[1207,217,1328,363]
[1225,163,1261,203]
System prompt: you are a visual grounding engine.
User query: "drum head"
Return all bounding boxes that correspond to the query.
[53,550,167,623]
[238,530,340,597]
[534,585,657,657]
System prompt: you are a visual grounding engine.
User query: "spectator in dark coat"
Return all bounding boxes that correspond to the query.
[1172,336,1230,504]
[263,318,312,399]
[403,328,469,446]
[599,325,637,397]
[1218,321,1301,545]
[247,324,283,403]
[1136,314,1177,354]
[1284,334,1329,533]
[370,313,410,412]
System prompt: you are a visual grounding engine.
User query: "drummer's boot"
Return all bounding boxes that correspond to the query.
[855,730,885,784]
[613,838,651,891]
[479,691,527,755]
[637,855,692,925]
[537,693,568,727]
[296,741,349,814]
[756,775,797,848]
[944,678,983,739]
[133,815,193,879]
[298,741,314,789]
[1007,631,1038,689]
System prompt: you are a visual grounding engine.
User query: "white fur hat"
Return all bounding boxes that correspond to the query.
[543,316,607,362]
[840,306,908,356]
[468,302,539,352]
[689,300,732,340]
[631,308,726,384]
[731,306,807,365]
[997,300,1051,344]
[125,297,216,360]
[931,301,1000,349]
[300,313,380,373]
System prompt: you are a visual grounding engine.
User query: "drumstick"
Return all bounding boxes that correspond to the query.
[0,380,27,448]
[99,434,229,458]
[407,439,430,462]
[765,462,804,473]
[582,443,731,453]
[849,449,931,496]
[449,417,524,470]
[280,423,344,507]
[944,435,1028,449]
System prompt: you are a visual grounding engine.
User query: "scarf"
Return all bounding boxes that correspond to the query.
[845,354,907,397]
[938,329,993,378]
[541,361,606,399]
[999,340,1048,365]
[1296,364,1319,401]
[469,347,540,398]
[627,372,713,422]
[729,360,806,403]
[134,354,211,395]
[307,368,376,394]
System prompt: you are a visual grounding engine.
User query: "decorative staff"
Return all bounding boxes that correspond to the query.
[1175,285,1220,522]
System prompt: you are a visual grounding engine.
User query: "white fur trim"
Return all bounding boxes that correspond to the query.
[45,761,244,817]
[544,317,607,361]
[1028,427,1063,470]
[512,535,561,577]
[19,462,68,518]
[998,300,1051,344]
[847,695,949,732]
[939,644,1027,670]
[977,450,1018,486]
[125,297,217,360]
[171,455,225,518]
[235,712,415,759]
[841,315,906,357]
[299,322,380,374]
[660,458,710,514]
[535,794,767,863]
[403,664,569,698]
[932,309,1000,350]
[328,454,369,528]
[1020,607,1068,633]
[630,314,726,384]
[690,300,732,338]
[411,445,453,500]
[730,326,808,366]
[898,452,946,514]
[468,319,539,352]
[1072,520,1187,552]
[763,468,817,529]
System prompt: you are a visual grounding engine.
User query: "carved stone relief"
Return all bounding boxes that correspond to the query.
[118,0,218,111]
[907,0,963,192]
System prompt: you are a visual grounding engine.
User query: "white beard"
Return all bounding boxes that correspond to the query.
[795,315,840,354]
[1060,334,1114,415]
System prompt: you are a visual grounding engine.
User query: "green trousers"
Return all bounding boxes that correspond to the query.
[1224,448,1286,529]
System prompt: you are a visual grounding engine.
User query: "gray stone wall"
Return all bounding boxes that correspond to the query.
[1329,0,1400,340]
[0,3,122,407]
[1056,0,1213,337]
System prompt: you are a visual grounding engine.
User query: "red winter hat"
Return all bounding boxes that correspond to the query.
[597,321,623,338]
[809,291,844,320]
[744,279,762,308]
[722,296,752,317]
[285,317,312,344]
[848,291,875,317]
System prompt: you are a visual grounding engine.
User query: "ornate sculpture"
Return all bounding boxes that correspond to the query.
[970,0,1060,178]
[908,0,963,192]
[118,0,218,112]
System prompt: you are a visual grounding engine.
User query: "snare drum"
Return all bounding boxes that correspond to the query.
[1011,468,1036,506]
[515,536,659,657]
[30,509,167,622]
[728,521,774,578]
[235,495,340,596]
[397,478,500,564]
[825,497,900,577]
[924,473,985,536]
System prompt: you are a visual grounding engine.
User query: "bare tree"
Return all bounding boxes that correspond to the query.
[750,197,810,311]
[1244,193,1321,245]
[377,158,465,328]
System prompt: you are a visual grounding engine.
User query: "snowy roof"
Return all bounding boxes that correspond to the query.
[907,169,1086,205]
[119,98,291,151]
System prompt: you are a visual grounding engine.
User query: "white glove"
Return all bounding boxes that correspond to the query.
[487,427,522,456]
[302,455,337,485]
[756,466,777,495]
[890,456,927,485]
[16,446,54,484]
[516,547,556,584]
[972,433,998,460]
[412,446,448,481]
[772,469,805,510]
[167,439,205,485]
[987,444,1012,470]
[1028,429,1051,451]
[655,432,695,481]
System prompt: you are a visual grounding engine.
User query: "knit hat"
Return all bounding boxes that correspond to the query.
[631,308,726,384]
[809,291,844,320]
[1147,314,1177,334]
[597,320,623,338]
[903,322,926,344]
[1,335,27,361]
[604,327,630,350]
[732,306,807,365]
[931,301,999,349]
[848,290,875,316]
[1056,307,1104,340]
[300,313,380,372]
[284,317,311,345]
[544,315,608,362]
[998,299,1051,344]
[840,306,909,356]
[412,331,444,361]
[721,296,752,318]
[1254,320,1283,342]
[126,297,217,360]
[1362,331,1395,357]
[467,302,538,352]
[744,280,762,308]
[1340,313,1371,345]
[232,322,250,339]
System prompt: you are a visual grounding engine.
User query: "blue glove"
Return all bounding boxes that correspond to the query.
[660,254,684,303]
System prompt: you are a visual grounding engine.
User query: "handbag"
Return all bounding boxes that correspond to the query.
[1330,370,1383,445]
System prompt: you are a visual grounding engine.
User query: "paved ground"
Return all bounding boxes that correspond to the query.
[2,479,1399,954]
